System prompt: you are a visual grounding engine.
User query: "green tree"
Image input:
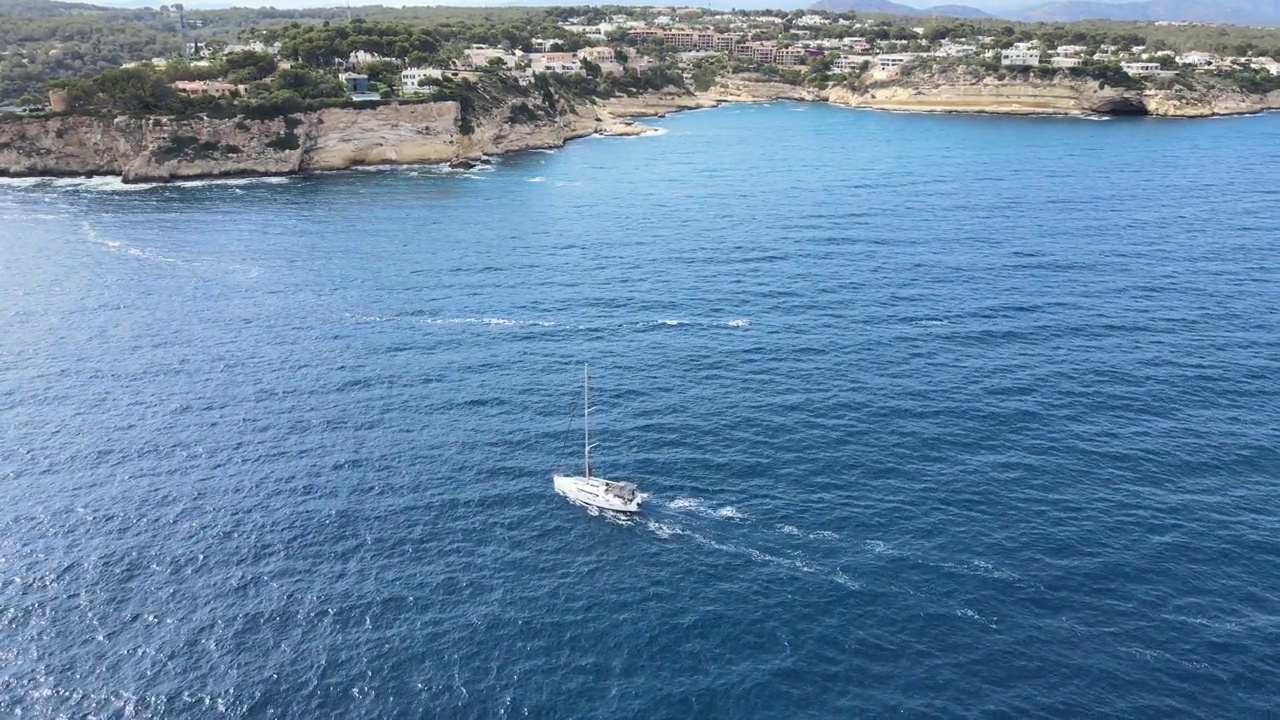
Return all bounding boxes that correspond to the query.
[90,66,175,113]
[271,67,344,99]
[223,50,278,83]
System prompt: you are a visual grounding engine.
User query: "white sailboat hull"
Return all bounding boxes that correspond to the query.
[554,475,642,513]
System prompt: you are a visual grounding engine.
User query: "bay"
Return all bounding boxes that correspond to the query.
[1,103,1278,717]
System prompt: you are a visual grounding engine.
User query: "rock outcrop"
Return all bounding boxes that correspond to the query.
[0,95,668,182]
[1,76,1275,182]
[707,78,824,103]
[821,69,1280,118]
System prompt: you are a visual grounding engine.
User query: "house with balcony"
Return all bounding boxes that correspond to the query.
[1121,62,1163,76]
[400,67,442,95]
[875,53,916,73]
[832,54,872,71]
[1176,52,1216,67]
[1001,49,1041,66]
[529,52,584,74]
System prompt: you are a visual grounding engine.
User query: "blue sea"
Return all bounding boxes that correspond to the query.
[2,103,1278,718]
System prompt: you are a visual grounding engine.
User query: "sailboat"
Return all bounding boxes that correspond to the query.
[553,364,642,513]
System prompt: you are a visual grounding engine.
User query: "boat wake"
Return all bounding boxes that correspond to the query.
[562,495,640,525]
[640,513,863,589]
[346,312,750,333]
[665,496,747,521]
[81,221,187,264]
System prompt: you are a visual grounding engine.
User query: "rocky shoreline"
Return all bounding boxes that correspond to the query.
[1,78,1276,183]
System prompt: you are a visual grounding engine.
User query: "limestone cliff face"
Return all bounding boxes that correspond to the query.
[596,92,719,117]
[0,98,647,182]
[826,78,1132,115]
[1142,88,1280,117]
[708,79,824,103]
[823,70,1280,117]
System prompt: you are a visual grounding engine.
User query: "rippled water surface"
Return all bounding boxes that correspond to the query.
[2,104,1278,717]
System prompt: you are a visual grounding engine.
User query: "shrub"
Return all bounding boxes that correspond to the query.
[266,130,301,151]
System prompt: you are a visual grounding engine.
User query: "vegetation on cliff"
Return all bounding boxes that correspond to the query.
[4,0,1280,104]
[22,12,687,128]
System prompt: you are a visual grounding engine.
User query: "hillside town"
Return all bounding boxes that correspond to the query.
[83,7,1280,107]
[3,3,1275,119]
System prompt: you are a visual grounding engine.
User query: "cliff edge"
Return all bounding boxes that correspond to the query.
[822,68,1280,117]
[0,95,680,183]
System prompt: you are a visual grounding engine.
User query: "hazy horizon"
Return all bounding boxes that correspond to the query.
[82,0,1138,12]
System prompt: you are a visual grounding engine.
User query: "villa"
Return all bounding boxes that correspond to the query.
[400,67,442,95]
[1176,52,1217,67]
[171,80,247,97]
[1001,49,1042,67]
[1121,62,1164,76]
[875,53,916,73]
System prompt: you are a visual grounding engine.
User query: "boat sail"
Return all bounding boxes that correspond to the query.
[553,364,641,513]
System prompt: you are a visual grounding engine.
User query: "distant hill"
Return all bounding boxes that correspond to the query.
[810,0,992,18]
[1018,0,1280,25]
[811,0,1280,26]
[0,0,115,15]
[925,3,994,17]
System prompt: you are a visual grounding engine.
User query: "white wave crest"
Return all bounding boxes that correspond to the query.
[526,176,546,183]
[81,221,182,263]
[52,176,156,192]
[956,607,997,627]
[171,176,293,187]
[725,318,751,328]
[0,177,46,188]
[666,497,746,521]
[809,530,840,540]
[422,317,554,327]
[646,520,686,539]
[943,559,1020,581]
[666,497,704,511]
[833,569,863,589]
[778,524,802,536]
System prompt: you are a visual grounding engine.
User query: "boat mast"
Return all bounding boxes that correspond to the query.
[583,363,590,480]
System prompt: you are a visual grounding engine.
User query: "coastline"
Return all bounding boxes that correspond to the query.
[2,79,1278,184]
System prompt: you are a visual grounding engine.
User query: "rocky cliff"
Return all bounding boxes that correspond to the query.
[821,69,1280,117]
[0,96,667,183]
[2,77,1275,181]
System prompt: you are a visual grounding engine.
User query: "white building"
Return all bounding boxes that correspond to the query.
[348,50,385,67]
[529,52,583,74]
[937,43,977,57]
[1051,57,1083,68]
[832,54,873,71]
[401,67,442,94]
[1121,62,1162,76]
[577,46,617,64]
[793,14,830,27]
[224,41,281,56]
[1251,57,1280,75]
[874,53,916,72]
[1052,45,1088,57]
[1001,49,1041,66]
[1176,52,1216,67]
